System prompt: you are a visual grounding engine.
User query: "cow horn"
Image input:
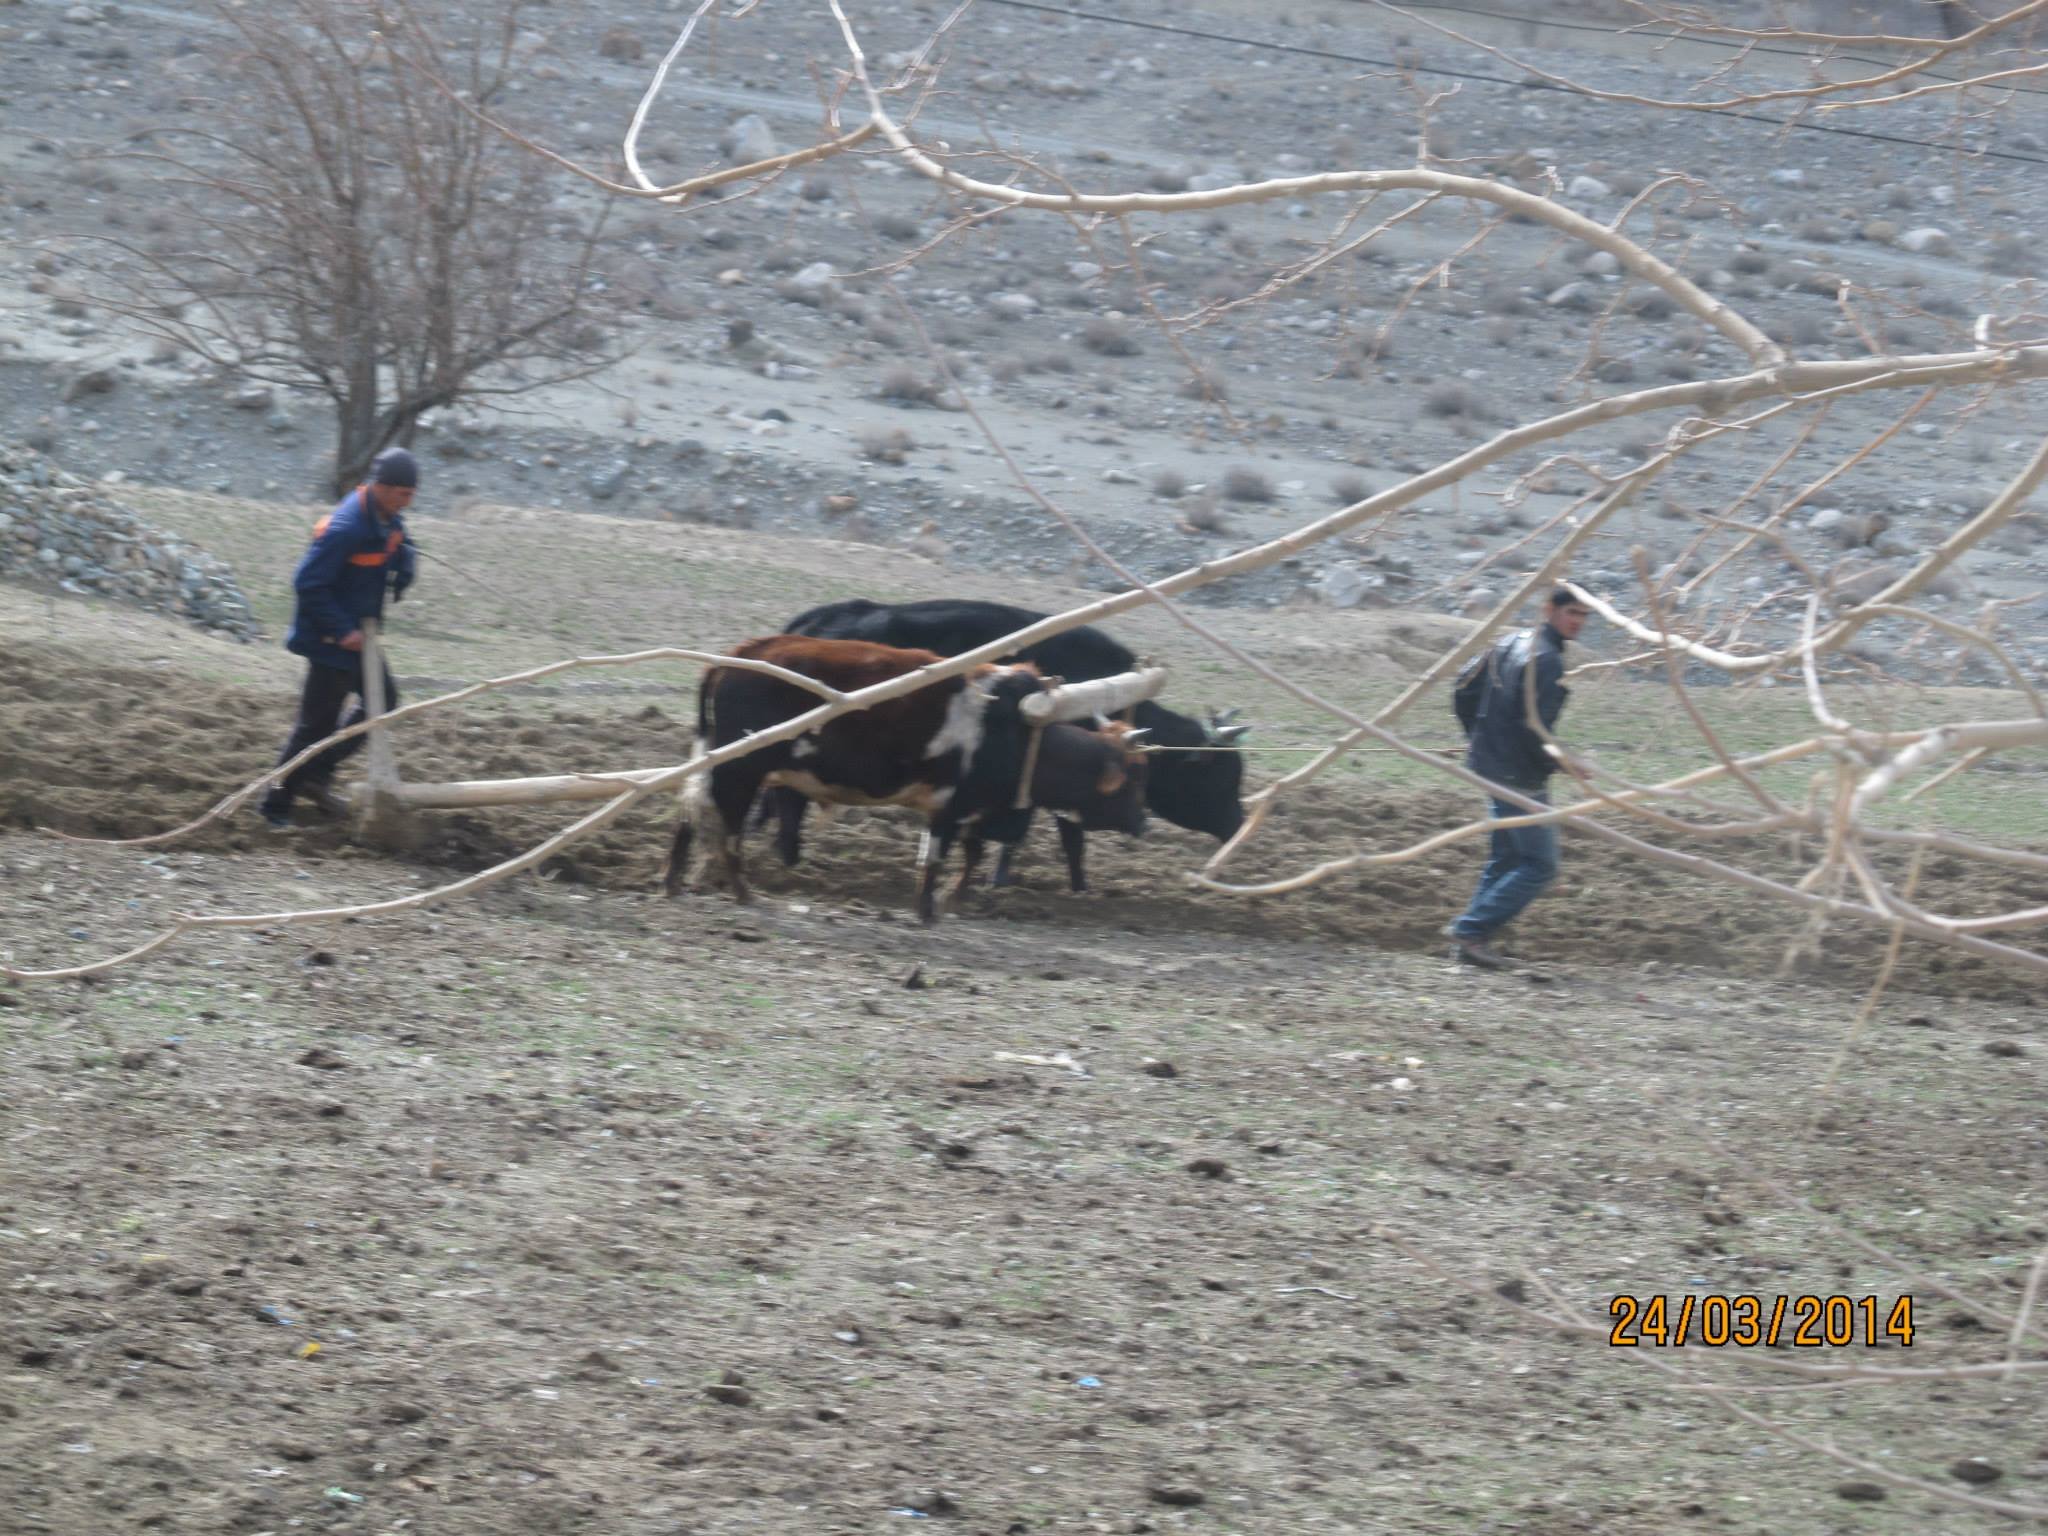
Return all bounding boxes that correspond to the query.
[1120,727,1152,749]
[1208,707,1243,729]
[1211,723,1252,745]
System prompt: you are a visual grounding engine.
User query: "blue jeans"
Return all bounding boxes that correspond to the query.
[1451,792,1559,940]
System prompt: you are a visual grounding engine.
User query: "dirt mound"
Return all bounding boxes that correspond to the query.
[3,636,2040,1002]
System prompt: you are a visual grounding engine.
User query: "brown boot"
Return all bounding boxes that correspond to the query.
[1449,935,1510,970]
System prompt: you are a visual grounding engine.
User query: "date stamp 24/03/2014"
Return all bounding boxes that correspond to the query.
[1608,1294,1915,1348]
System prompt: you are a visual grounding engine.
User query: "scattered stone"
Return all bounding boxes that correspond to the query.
[1581,251,1619,277]
[587,463,629,502]
[597,26,644,62]
[1950,1458,2003,1486]
[1495,1277,1529,1303]
[1564,174,1611,200]
[1982,1040,2026,1058]
[1148,1481,1207,1508]
[575,1348,622,1380]
[705,1369,752,1407]
[60,365,118,402]
[1141,1059,1178,1079]
[1545,281,1592,309]
[1768,167,1807,188]
[1313,563,1383,609]
[382,1401,428,1424]
[1835,1481,1886,1502]
[1896,227,1954,257]
[0,443,258,642]
[1185,1157,1230,1179]
[901,963,930,990]
[232,385,274,412]
[784,262,838,300]
[296,1046,347,1071]
[722,114,777,165]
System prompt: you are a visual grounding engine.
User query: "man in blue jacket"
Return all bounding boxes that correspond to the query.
[1445,588,1592,968]
[258,447,419,830]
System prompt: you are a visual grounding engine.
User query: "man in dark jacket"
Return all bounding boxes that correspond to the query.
[257,447,420,830]
[1445,588,1591,967]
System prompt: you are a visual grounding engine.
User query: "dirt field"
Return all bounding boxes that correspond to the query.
[6,495,2048,1535]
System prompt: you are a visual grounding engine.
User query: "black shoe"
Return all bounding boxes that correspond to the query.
[304,782,351,819]
[1449,935,1509,970]
[261,808,297,832]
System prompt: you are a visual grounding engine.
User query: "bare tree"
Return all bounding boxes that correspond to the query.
[74,0,620,493]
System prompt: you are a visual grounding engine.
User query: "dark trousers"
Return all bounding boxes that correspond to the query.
[260,657,398,813]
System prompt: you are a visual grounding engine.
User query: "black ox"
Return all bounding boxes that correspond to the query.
[772,598,1248,885]
[663,635,1145,923]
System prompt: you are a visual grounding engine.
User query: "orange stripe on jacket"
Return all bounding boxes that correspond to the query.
[309,494,404,566]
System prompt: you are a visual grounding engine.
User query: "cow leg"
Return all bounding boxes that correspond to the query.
[1056,816,1090,893]
[771,787,809,868]
[712,766,764,905]
[915,828,953,925]
[952,834,987,906]
[660,816,695,897]
[989,806,1034,887]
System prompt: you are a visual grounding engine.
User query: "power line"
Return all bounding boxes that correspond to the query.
[1372,0,2048,97]
[1382,0,2048,103]
[979,0,2048,166]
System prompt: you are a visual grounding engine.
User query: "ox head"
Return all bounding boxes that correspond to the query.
[1073,720,1150,836]
[1133,706,1248,841]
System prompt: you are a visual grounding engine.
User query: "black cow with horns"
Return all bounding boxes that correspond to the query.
[770,598,1249,884]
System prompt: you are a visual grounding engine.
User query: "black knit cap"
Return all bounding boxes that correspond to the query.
[369,446,419,488]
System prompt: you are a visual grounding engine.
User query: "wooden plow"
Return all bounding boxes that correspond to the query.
[356,623,1168,819]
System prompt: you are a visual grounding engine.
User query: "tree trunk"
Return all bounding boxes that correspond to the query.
[333,342,385,495]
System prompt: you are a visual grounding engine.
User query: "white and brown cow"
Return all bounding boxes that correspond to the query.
[662,636,1049,923]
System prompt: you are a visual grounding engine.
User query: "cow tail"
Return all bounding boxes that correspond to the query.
[684,667,719,819]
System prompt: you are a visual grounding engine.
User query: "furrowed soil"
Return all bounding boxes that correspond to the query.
[5,497,2048,1535]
